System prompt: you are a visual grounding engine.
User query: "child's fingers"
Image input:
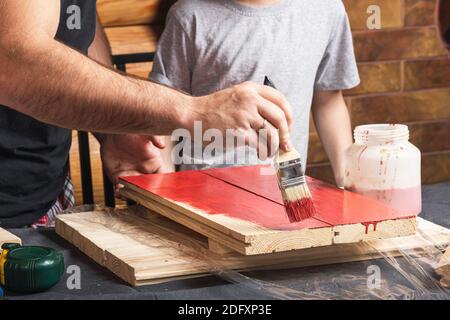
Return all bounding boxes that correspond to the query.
[255,84,293,130]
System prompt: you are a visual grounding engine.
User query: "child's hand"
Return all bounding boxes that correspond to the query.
[193,82,293,158]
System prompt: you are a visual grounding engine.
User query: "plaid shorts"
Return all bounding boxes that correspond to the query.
[31,176,75,228]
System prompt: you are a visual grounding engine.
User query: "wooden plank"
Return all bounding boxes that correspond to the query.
[98,0,175,27]
[119,165,417,255]
[55,208,450,286]
[0,228,21,246]
[123,186,416,254]
[104,25,162,55]
[120,188,334,255]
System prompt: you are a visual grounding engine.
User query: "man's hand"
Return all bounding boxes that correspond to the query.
[100,135,172,189]
[193,82,294,158]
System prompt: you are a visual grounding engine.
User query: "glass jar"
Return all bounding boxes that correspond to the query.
[344,124,421,216]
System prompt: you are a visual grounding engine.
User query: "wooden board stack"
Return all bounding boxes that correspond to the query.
[56,206,450,286]
[119,165,418,255]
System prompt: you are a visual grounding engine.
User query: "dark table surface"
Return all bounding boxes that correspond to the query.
[4,182,450,300]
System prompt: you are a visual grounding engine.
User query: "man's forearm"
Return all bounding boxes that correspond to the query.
[88,14,115,144]
[312,91,353,186]
[0,37,192,136]
[88,14,113,67]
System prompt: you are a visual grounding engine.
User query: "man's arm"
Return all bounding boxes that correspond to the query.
[88,13,113,145]
[88,13,172,183]
[311,90,353,187]
[0,1,189,135]
[88,13,113,66]
[0,0,293,151]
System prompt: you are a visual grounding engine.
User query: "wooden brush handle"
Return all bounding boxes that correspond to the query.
[276,148,301,164]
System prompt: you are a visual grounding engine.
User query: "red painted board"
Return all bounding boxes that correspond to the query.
[120,171,329,231]
[199,165,413,227]
[120,165,411,231]
[202,165,283,204]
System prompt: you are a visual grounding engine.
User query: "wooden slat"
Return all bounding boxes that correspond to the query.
[121,187,338,255]
[97,0,176,27]
[105,25,162,55]
[56,207,450,286]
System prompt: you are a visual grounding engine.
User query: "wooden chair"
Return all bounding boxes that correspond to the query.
[77,52,155,207]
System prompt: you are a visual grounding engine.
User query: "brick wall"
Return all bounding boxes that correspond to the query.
[69,0,450,204]
[307,0,450,185]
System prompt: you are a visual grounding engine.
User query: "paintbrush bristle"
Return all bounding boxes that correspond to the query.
[276,149,316,222]
[281,183,316,222]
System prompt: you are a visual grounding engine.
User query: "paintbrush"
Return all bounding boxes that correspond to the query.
[264,76,316,222]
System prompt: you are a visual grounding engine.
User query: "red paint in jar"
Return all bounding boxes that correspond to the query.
[348,185,422,216]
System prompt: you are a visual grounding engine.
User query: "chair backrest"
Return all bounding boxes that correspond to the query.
[77,52,155,207]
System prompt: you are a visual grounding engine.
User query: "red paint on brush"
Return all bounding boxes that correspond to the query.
[284,197,316,223]
[120,165,413,231]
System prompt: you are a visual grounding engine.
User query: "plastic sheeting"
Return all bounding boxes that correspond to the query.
[61,205,450,300]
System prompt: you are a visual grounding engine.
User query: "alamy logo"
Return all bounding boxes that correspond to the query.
[66,5,81,30]
[367,5,381,30]
[66,265,81,290]
[367,265,381,289]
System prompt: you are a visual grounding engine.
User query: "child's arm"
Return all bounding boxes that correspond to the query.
[311,90,352,188]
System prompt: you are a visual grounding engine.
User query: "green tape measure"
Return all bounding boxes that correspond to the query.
[0,243,64,294]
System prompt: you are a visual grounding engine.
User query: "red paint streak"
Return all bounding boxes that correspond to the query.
[362,221,378,234]
[285,197,316,223]
[120,165,412,231]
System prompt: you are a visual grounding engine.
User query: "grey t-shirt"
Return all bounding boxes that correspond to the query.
[150,0,360,170]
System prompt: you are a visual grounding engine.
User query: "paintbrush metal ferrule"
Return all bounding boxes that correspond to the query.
[277,157,306,189]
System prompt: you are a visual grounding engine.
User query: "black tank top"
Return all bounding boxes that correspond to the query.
[0,0,96,227]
